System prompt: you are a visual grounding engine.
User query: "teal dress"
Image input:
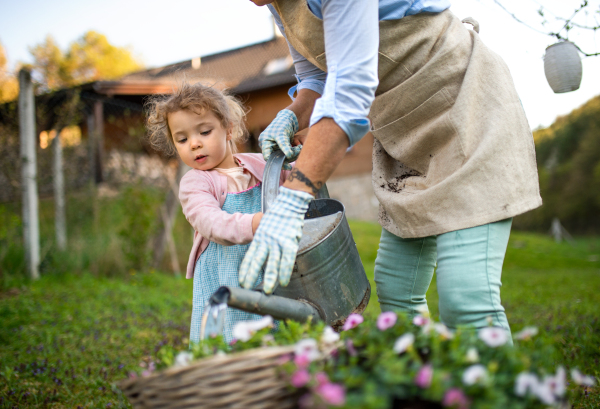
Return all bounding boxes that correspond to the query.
[189,184,264,344]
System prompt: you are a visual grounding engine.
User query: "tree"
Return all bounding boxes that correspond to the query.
[0,41,18,103]
[29,31,143,93]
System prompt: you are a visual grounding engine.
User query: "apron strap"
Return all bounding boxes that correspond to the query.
[461,17,480,33]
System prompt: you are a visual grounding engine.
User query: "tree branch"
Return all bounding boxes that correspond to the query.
[491,0,600,57]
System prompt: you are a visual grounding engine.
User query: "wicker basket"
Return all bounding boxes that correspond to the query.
[544,41,582,94]
[119,346,299,409]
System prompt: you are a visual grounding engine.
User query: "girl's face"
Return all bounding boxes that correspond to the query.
[169,109,237,171]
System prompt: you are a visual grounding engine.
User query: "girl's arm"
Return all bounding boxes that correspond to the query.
[252,212,263,234]
[179,172,255,246]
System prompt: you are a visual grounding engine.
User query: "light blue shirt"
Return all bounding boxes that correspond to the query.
[268,0,451,147]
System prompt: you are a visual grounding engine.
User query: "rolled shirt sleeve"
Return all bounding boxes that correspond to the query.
[269,5,327,97]
[310,0,379,147]
[269,0,379,147]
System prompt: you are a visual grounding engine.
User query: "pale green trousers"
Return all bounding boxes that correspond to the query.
[374,218,513,337]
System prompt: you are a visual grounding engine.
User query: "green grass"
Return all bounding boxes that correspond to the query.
[0,217,599,407]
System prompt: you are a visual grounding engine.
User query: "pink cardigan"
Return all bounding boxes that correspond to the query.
[179,153,289,279]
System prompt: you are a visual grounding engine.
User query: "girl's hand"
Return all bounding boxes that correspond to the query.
[252,212,263,235]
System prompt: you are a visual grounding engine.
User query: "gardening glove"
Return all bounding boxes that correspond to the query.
[259,109,301,171]
[239,187,313,294]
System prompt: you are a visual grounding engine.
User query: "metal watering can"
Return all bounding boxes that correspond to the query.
[201,151,370,337]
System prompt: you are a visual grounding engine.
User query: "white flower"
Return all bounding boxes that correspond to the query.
[232,315,274,342]
[546,366,566,397]
[478,327,509,347]
[462,364,488,385]
[515,372,540,397]
[465,347,479,363]
[321,326,340,345]
[514,326,539,340]
[393,333,415,354]
[571,368,596,386]
[535,379,556,405]
[294,338,320,362]
[173,351,193,368]
[433,323,454,339]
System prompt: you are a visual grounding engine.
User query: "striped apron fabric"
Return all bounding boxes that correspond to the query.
[189,184,265,344]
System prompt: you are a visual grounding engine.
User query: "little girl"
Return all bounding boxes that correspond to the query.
[146,82,287,343]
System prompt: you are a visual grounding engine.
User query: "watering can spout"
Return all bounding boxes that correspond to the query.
[217,286,322,324]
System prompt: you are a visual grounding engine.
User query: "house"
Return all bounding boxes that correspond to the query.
[9,36,378,220]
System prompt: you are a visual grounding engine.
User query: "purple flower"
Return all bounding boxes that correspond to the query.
[415,364,433,389]
[342,314,364,331]
[443,388,470,409]
[291,369,311,388]
[316,382,346,406]
[377,312,397,331]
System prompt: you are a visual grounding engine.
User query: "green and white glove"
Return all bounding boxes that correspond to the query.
[259,109,301,171]
[239,187,313,294]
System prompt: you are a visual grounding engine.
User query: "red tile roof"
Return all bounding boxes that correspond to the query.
[94,37,296,96]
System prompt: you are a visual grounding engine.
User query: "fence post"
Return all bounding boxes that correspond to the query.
[93,100,104,183]
[152,160,188,272]
[52,128,67,251]
[18,69,40,280]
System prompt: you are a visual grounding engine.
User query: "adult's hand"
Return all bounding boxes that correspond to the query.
[238,187,313,294]
[259,109,301,171]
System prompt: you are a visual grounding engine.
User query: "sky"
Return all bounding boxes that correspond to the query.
[1,0,599,130]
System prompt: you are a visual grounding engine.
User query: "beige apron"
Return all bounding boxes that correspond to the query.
[272,1,542,238]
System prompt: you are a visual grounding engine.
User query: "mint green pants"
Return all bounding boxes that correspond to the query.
[374,218,512,336]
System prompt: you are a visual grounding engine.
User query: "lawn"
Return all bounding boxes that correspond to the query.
[1,220,599,408]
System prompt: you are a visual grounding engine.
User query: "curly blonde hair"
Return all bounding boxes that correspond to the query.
[145,81,248,156]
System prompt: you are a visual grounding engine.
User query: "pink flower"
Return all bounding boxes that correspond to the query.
[443,388,470,409]
[294,353,311,369]
[413,315,429,327]
[316,382,346,406]
[415,364,433,389]
[128,371,138,379]
[377,311,397,331]
[291,369,311,388]
[346,339,357,356]
[315,371,330,385]
[342,313,364,331]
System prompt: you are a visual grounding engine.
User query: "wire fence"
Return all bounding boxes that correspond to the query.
[0,81,188,286]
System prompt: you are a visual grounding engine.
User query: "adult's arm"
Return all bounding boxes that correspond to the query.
[279,0,380,194]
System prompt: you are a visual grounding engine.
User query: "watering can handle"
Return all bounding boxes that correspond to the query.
[261,150,329,213]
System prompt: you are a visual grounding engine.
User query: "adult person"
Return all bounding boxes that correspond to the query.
[238,0,542,336]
